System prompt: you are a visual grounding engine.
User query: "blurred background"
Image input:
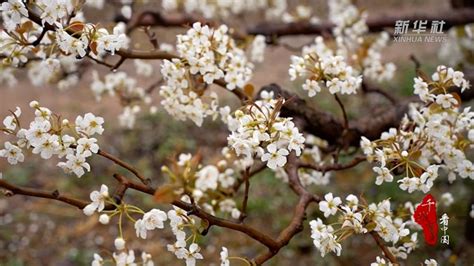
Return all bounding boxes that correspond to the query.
[0,0,473,265]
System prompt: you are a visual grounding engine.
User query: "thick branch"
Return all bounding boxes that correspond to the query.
[258,84,346,146]
[253,153,319,264]
[126,11,207,34]
[0,179,88,209]
[248,8,474,40]
[258,84,410,148]
[115,49,178,61]
[362,81,397,104]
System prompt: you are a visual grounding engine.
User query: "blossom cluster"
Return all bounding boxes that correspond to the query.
[275,135,331,186]
[161,152,242,219]
[165,200,205,266]
[289,0,397,98]
[250,35,267,63]
[282,4,320,24]
[162,0,287,20]
[92,242,155,266]
[328,0,368,49]
[1,0,127,59]
[362,67,473,192]
[225,91,305,170]
[289,37,363,96]
[176,22,253,91]
[90,70,155,128]
[88,187,206,266]
[83,180,247,266]
[360,32,397,82]
[310,194,418,261]
[83,184,165,265]
[160,58,220,127]
[438,23,474,67]
[288,0,396,98]
[28,55,81,90]
[0,21,39,67]
[160,22,259,126]
[331,0,396,81]
[1,101,104,177]
[0,0,127,89]
[56,22,128,58]
[414,65,470,108]
[371,256,438,266]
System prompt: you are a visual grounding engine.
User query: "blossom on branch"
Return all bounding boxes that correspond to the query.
[226,91,305,169]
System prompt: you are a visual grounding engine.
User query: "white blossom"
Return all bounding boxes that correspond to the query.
[83,184,109,215]
[261,144,289,170]
[195,165,219,191]
[0,0,28,26]
[319,193,342,217]
[0,141,24,164]
[220,247,229,266]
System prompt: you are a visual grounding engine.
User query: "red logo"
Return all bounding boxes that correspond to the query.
[414,194,438,246]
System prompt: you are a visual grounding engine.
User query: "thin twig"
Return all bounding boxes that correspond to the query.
[298,155,366,173]
[361,81,397,104]
[87,55,115,68]
[334,94,349,129]
[112,56,127,70]
[112,174,280,250]
[30,27,49,46]
[239,167,251,222]
[409,54,421,72]
[98,149,149,185]
[145,78,164,94]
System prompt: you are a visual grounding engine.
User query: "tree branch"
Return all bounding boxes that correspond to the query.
[248,8,474,41]
[369,231,398,263]
[361,81,397,104]
[111,173,280,250]
[239,167,251,222]
[298,155,366,173]
[253,153,319,264]
[97,149,150,185]
[0,179,88,209]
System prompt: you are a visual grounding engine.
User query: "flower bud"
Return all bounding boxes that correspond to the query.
[217,160,227,168]
[99,214,110,224]
[231,208,241,219]
[144,96,152,104]
[29,101,39,108]
[401,151,409,157]
[101,191,109,198]
[62,119,69,126]
[132,105,141,113]
[114,237,126,250]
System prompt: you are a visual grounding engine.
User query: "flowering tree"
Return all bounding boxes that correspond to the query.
[1,0,474,265]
